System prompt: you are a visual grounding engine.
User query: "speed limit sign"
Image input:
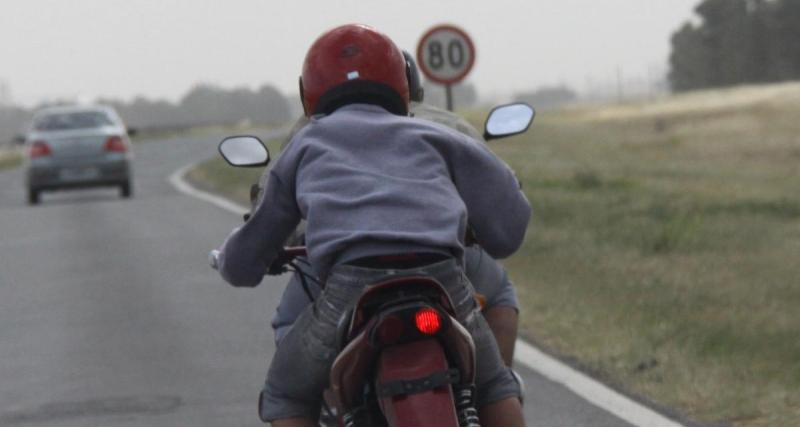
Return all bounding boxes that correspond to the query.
[416,24,476,85]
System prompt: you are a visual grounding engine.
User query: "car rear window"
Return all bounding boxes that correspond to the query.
[34,111,114,131]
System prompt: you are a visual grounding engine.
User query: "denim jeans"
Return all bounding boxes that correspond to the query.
[271,245,519,345]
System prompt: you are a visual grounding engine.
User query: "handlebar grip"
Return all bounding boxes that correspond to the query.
[265,246,308,276]
[283,246,307,257]
[209,250,220,270]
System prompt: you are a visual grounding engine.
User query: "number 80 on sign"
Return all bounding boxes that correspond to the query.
[416,25,476,85]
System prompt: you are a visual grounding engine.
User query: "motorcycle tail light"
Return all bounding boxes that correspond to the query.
[415,308,441,335]
[375,315,405,345]
[29,140,51,158]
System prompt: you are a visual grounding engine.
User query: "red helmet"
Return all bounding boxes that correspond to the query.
[300,24,410,116]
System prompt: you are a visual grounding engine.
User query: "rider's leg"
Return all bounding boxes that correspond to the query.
[480,397,525,427]
[271,259,320,346]
[259,273,367,424]
[463,246,520,367]
[484,305,519,367]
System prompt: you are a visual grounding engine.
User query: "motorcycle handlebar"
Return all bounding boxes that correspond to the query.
[282,246,307,257]
[209,250,220,270]
[266,246,308,275]
[209,247,306,275]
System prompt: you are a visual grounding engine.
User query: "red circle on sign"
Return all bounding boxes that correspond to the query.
[416,24,476,85]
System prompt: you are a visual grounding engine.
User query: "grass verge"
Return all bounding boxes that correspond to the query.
[187,83,800,426]
[494,83,800,426]
[0,148,22,171]
[131,124,281,145]
[184,137,283,206]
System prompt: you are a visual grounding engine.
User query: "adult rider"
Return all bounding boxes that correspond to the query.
[215,24,530,427]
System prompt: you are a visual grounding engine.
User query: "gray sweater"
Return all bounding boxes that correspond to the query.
[218,104,531,286]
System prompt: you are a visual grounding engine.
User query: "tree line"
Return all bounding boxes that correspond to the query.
[514,86,577,110]
[1,83,291,143]
[670,0,800,92]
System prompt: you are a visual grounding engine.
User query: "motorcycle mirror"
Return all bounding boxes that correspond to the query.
[484,103,536,141]
[218,135,270,167]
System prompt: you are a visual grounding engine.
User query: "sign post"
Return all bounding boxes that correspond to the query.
[416,24,476,111]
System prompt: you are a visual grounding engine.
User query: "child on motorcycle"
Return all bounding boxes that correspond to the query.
[215,24,530,427]
[268,51,522,368]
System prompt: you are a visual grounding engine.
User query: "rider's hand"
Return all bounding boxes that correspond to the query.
[266,249,291,275]
[209,249,221,270]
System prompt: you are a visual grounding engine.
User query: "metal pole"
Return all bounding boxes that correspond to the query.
[445,84,453,111]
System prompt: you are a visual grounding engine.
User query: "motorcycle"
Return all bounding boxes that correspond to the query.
[211,102,535,427]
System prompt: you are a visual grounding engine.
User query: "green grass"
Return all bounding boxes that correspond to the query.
[184,137,283,206]
[0,149,22,170]
[131,124,280,145]
[491,86,800,426]
[188,83,800,426]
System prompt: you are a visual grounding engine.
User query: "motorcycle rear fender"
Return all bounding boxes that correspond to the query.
[440,313,476,386]
[329,275,477,415]
[377,338,459,427]
[329,311,476,412]
[329,317,378,411]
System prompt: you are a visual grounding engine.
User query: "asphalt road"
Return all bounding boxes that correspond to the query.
[0,134,634,426]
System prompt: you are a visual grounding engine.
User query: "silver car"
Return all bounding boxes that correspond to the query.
[24,105,134,205]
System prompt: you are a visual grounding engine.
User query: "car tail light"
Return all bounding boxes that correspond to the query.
[375,315,406,345]
[29,141,51,158]
[415,308,442,335]
[104,136,127,152]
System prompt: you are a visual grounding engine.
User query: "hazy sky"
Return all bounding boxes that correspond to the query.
[0,0,700,106]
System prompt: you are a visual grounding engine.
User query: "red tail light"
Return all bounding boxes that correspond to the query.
[415,308,441,335]
[29,141,51,158]
[104,136,127,152]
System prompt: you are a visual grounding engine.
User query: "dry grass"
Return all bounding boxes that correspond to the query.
[492,82,800,426]
[132,124,280,145]
[185,137,283,206]
[0,148,22,171]
[185,156,262,206]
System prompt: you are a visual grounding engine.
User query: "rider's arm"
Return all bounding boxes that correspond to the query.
[217,162,301,287]
[449,135,531,259]
[253,116,311,210]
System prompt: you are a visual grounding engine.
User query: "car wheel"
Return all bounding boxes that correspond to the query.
[120,181,132,198]
[28,188,40,205]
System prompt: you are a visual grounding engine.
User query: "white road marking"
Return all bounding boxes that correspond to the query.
[514,340,684,427]
[168,164,248,216]
[169,163,685,427]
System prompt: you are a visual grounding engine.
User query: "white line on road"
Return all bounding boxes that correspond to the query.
[169,163,685,427]
[168,164,248,216]
[515,340,684,427]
